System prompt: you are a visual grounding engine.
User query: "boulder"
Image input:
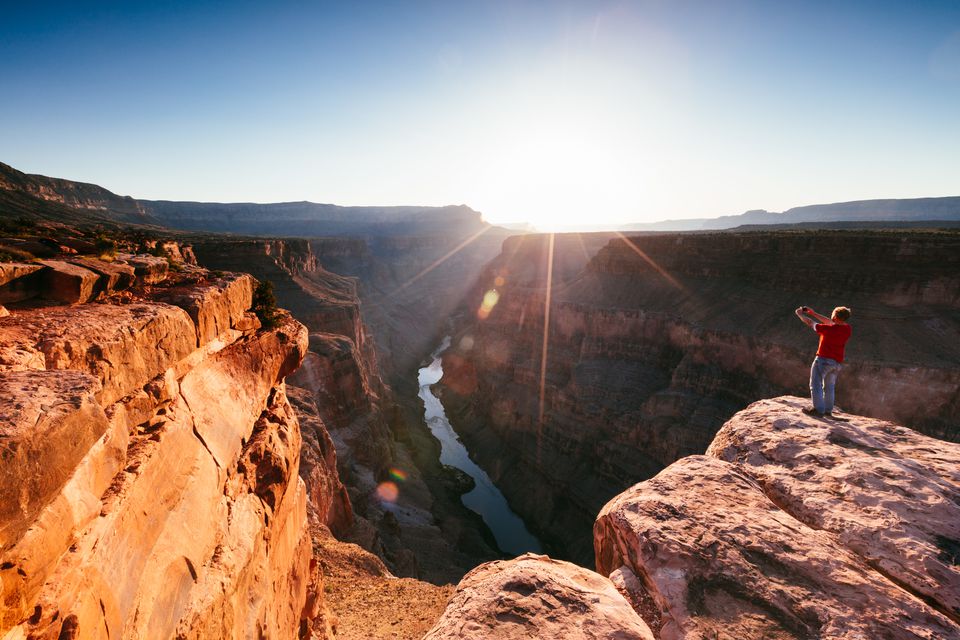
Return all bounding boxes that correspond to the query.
[121,254,168,284]
[68,257,135,296]
[0,263,44,304]
[707,396,960,626]
[594,453,959,640]
[36,260,100,304]
[157,273,255,346]
[424,553,655,640]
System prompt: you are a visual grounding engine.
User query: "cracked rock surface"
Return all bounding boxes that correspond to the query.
[595,396,960,640]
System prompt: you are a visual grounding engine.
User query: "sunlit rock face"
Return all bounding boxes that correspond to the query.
[190,238,503,582]
[0,266,332,639]
[442,230,960,563]
[424,553,655,640]
[595,396,960,640]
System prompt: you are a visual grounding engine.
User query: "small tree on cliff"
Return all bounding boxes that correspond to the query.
[253,280,280,329]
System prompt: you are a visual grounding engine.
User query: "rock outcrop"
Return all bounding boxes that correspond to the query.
[0,264,332,639]
[424,553,654,640]
[594,396,960,639]
[443,230,960,562]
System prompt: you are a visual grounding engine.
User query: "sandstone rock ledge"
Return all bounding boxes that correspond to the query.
[595,396,960,640]
[0,272,324,639]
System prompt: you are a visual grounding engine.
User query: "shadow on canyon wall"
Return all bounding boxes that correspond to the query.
[440,229,960,564]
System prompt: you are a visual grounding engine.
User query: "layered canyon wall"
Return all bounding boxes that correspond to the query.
[441,230,960,562]
[0,256,335,639]
[189,238,502,582]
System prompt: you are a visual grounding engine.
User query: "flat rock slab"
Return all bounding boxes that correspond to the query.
[0,302,196,404]
[0,263,43,288]
[35,260,100,304]
[69,257,135,296]
[707,396,960,625]
[0,369,107,549]
[595,454,958,640]
[424,553,654,640]
[0,263,44,304]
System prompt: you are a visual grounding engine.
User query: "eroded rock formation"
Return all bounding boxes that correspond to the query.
[594,396,960,639]
[0,260,335,639]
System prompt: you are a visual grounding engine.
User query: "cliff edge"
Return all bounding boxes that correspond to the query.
[0,257,327,639]
[595,396,960,639]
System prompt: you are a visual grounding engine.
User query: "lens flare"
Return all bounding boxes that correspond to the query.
[613,231,684,290]
[494,275,506,287]
[393,225,492,295]
[537,233,555,467]
[388,467,407,482]
[477,289,500,320]
[376,481,399,503]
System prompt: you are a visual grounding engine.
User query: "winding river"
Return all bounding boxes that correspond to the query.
[418,337,543,556]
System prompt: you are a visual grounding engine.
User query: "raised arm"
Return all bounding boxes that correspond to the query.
[795,307,816,329]
[805,308,833,325]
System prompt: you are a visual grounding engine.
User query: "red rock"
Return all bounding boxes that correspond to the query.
[120,254,169,284]
[0,370,107,551]
[425,553,655,640]
[0,302,196,404]
[35,259,100,304]
[0,263,43,288]
[68,257,135,295]
[707,396,960,626]
[287,385,354,535]
[595,452,959,639]
[0,285,319,639]
[0,263,44,305]
[57,238,97,254]
[156,272,255,346]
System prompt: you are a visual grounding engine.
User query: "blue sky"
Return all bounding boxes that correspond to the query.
[2,1,958,227]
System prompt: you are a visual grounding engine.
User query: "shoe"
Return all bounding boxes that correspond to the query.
[801,407,822,416]
[823,412,833,418]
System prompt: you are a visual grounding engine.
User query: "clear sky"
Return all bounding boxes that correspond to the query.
[2,1,958,229]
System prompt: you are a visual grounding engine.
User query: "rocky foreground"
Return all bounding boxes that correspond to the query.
[428,396,960,639]
[0,254,330,638]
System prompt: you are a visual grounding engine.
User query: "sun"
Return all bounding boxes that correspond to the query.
[469,99,649,231]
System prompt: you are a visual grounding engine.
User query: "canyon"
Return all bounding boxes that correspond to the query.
[441,230,960,563]
[2,161,960,639]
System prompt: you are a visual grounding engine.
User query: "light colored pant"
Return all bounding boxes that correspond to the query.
[810,356,842,414]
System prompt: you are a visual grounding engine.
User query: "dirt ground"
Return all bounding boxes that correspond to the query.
[315,530,456,640]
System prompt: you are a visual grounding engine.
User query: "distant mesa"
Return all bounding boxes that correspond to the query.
[0,160,493,237]
[3,159,960,234]
[624,196,960,231]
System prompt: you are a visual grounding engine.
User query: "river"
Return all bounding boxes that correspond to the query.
[417,337,543,556]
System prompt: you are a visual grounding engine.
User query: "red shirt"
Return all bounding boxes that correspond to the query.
[815,323,852,362]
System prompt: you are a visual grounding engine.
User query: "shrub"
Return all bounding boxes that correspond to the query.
[252,280,280,329]
[95,234,118,258]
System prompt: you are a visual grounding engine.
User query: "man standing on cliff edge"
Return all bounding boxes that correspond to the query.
[795,305,852,417]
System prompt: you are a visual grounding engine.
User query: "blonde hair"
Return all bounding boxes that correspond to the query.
[833,306,851,321]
